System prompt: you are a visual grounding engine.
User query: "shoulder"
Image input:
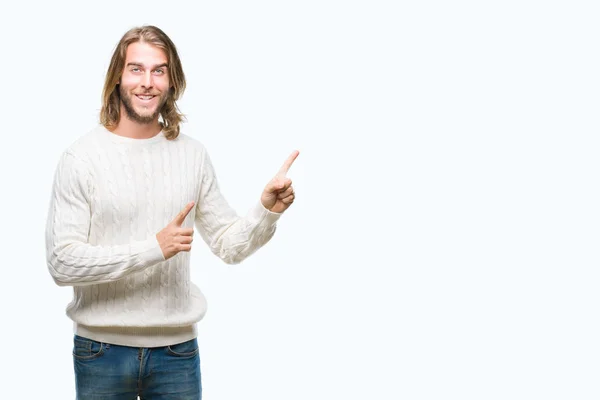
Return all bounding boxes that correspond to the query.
[174,131,209,157]
[53,126,107,175]
[62,125,106,161]
[173,132,219,177]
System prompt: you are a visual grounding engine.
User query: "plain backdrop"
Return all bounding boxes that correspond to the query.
[1,0,599,399]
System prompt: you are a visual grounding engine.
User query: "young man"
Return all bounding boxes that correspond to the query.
[45,25,298,399]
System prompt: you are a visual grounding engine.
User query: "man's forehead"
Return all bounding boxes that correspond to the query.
[125,42,168,64]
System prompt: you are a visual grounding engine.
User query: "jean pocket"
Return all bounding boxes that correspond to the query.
[167,338,199,357]
[73,335,105,360]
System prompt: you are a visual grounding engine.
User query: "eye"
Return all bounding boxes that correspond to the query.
[154,69,165,75]
[131,67,142,73]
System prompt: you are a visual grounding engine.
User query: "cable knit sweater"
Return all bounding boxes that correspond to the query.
[45,125,280,347]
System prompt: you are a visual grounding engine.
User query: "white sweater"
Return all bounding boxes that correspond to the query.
[45,125,281,347]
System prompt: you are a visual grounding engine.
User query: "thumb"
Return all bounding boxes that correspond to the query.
[265,178,291,193]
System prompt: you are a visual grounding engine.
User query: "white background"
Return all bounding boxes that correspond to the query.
[1,0,599,399]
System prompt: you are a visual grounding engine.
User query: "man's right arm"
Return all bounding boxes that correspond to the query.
[45,151,165,287]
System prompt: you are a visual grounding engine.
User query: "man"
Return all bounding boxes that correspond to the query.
[45,25,297,399]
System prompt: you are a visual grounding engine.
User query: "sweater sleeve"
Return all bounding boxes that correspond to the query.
[194,148,281,264]
[45,151,165,287]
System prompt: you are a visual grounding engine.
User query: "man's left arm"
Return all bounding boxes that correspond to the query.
[194,148,298,264]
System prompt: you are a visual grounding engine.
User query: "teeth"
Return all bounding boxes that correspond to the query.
[137,95,153,100]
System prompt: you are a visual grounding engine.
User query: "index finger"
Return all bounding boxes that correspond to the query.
[277,150,300,177]
[172,201,195,226]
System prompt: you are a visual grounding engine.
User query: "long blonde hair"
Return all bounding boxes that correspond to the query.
[100,25,186,140]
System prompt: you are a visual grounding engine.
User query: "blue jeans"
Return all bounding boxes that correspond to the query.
[73,334,201,399]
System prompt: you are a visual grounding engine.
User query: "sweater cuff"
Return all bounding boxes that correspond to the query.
[133,236,166,267]
[249,201,282,226]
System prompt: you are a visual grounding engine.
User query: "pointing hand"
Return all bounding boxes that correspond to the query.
[261,151,299,213]
[156,201,195,260]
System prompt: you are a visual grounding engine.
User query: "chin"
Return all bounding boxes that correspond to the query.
[136,108,158,118]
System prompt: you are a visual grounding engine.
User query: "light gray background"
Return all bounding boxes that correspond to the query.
[1,0,599,399]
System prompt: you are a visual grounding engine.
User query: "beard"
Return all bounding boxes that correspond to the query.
[119,85,169,125]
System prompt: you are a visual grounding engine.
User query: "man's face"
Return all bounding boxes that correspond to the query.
[119,41,170,125]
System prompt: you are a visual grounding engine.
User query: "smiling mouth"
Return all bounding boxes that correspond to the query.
[135,94,156,101]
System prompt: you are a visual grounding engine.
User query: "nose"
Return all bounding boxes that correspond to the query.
[141,71,153,89]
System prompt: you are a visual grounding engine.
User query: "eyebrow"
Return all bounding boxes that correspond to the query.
[126,62,169,69]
